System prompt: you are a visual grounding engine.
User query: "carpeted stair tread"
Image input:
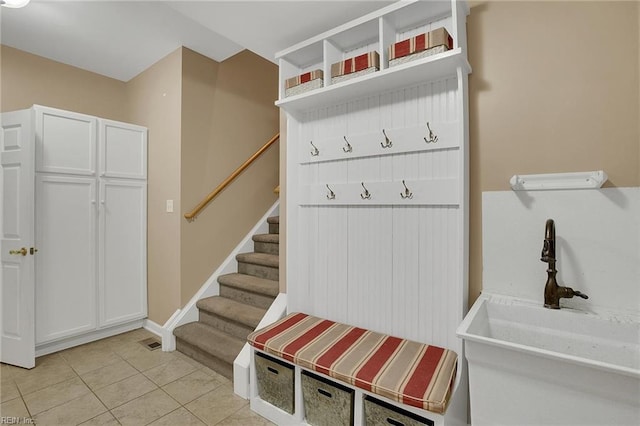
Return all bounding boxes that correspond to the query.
[267,216,279,224]
[236,252,279,268]
[173,322,243,365]
[197,296,266,329]
[252,233,279,244]
[218,273,279,297]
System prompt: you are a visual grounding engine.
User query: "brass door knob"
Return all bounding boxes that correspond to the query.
[9,247,27,256]
[30,247,38,255]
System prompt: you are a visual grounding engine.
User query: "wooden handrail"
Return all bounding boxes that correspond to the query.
[184,133,280,221]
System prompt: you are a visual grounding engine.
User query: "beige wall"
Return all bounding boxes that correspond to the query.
[126,48,184,324]
[180,49,279,305]
[1,44,278,325]
[467,1,640,305]
[0,45,127,121]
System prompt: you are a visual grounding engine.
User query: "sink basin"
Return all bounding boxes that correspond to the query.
[457,293,640,425]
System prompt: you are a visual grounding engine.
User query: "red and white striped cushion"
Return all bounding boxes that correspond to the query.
[247,312,457,414]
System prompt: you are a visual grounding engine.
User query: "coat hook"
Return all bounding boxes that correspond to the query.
[326,184,336,200]
[360,182,371,200]
[424,122,438,144]
[400,180,413,199]
[381,129,393,148]
[342,136,353,153]
[310,141,320,156]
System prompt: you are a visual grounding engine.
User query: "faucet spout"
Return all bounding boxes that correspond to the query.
[540,219,589,309]
[540,219,556,263]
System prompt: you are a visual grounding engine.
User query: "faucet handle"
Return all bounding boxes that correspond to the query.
[572,290,588,299]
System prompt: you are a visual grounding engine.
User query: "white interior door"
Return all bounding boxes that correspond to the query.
[0,110,35,368]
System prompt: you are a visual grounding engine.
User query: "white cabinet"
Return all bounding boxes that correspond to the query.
[33,106,147,347]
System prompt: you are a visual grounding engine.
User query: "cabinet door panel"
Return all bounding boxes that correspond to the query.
[99,180,147,327]
[100,120,147,179]
[35,175,97,344]
[35,107,97,176]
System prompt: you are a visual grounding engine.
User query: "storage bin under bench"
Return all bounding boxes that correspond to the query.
[248,312,458,425]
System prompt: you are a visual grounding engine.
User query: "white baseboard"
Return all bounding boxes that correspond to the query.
[143,318,163,337]
[35,319,144,357]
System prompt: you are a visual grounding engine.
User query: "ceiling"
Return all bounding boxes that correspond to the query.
[1,0,394,82]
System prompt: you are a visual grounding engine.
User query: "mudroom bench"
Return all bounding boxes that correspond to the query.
[247,312,460,426]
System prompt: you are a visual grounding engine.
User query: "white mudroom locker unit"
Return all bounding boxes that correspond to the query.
[1,105,148,368]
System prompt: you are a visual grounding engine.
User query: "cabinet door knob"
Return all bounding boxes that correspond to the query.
[9,247,27,256]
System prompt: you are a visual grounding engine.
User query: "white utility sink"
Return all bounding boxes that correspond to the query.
[457,293,640,425]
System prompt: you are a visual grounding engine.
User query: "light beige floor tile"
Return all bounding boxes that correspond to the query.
[0,396,31,420]
[110,340,152,360]
[80,359,138,391]
[149,407,206,426]
[34,352,67,368]
[216,405,276,426]
[125,349,176,372]
[106,328,154,346]
[1,362,29,381]
[60,346,123,375]
[185,385,248,426]
[162,369,224,405]
[1,377,20,403]
[111,388,180,426]
[33,393,106,426]
[14,361,77,395]
[79,411,120,425]
[23,376,90,415]
[94,373,157,409]
[143,357,198,386]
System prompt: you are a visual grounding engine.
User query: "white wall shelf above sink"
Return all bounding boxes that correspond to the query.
[276,48,470,115]
[510,170,608,191]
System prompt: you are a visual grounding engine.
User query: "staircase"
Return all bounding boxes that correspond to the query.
[173,216,279,379]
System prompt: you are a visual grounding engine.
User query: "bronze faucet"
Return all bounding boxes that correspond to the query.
[541,219,588,309]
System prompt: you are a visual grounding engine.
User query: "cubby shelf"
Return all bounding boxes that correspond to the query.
[275,0,471,115]
[276,48,470,114]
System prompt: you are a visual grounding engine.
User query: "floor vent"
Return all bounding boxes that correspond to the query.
[140,337,161,351]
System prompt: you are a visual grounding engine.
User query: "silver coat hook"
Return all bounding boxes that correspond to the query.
[326,184,336,200]
[424,122,438,144]
[400,180,413,199]
[310,141,319,156]
[360,182,371,200]
[342,136,353,153]
[381,129,393,148]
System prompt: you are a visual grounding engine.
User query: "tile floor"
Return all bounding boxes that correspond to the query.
[0,328,274,425]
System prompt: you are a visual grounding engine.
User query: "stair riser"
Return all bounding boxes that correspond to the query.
[220,285,276,310]
[176,339,233,380]
[199,310,254,341]
[254,241,279,255]
[269,223,279,234]
[238,262,279,281]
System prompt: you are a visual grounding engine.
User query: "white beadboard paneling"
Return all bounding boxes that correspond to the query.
[288,76,467,354]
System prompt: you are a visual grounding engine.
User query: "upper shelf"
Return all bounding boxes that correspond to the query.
[276,49,470,114]
[275,0,470,115]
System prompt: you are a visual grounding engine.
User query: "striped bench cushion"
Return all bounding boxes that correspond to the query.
[247,312,458,414]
